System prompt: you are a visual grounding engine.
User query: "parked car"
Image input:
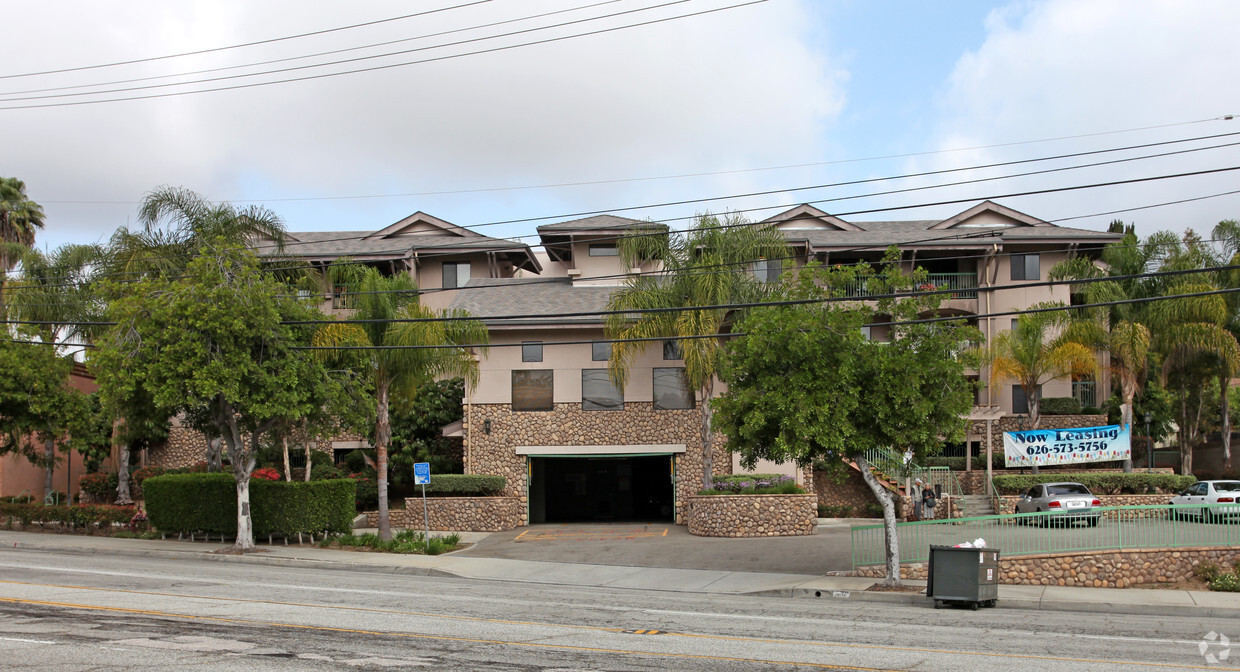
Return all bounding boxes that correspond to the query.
[1169,480,1240,522]
[1014,482,1102,526]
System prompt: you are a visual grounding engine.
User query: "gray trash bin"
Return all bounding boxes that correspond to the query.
[926,545,1000,610]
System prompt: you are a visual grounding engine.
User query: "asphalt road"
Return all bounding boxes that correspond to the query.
[0,548,1236,671]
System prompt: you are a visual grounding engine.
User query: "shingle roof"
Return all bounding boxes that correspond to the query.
[786,221,1120,250]
[273,231,531,258]
[448,277,616,326]
[537,214,667,233]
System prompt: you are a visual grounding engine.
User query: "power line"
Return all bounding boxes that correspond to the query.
[0,0,765,110]
[0,1,493,81]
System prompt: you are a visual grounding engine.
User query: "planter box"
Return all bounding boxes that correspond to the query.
[685,493,817,537]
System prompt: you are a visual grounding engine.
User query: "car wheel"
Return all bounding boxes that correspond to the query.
[1088,517,1099,528]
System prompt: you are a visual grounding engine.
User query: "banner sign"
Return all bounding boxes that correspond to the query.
[1003,424,1131,467]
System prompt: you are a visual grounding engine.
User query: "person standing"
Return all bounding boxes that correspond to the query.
[922,487,938,520]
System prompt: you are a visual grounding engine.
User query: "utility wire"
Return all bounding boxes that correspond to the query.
[0,0,765,110]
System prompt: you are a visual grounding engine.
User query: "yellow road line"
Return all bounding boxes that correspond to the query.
[0,580,1232,671]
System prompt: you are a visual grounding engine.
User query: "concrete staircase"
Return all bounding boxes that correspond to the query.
[959,495,997,517]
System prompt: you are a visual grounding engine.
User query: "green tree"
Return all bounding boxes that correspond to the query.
[93,243,334,550]
[386,377,466,480]
[0,338,91,497]
[604,214,791,489]
[313,266,487,540]
[714,254,978,586]
[0,177,46,318]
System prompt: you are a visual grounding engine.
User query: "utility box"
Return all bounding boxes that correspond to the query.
[926,545,1000,610]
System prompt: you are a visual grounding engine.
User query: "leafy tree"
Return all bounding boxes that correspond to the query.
[604,214,791,489]
[0,177,46,318]
[313,265,487,540]
[386,377,466,481]
[0,338,92,496]
[714,254,978,586]
[93,242,336,550]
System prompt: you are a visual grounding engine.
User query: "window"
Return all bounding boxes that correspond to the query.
[1012,385,1041,414]
[512,370,553,411]
[588,244,619,257]
[331,284,356,310]
[653,367,693,409]
[591,341,610,361]
[861,326,872,340]
[521,341,543,362]
[442,262,471,289]
[581,370,623,411]
[663,339,683,360]
[1011,254,1040,281]
[1011,318,1020,332]
[753,258,782,283]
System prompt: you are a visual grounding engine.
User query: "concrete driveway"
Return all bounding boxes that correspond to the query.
[451,519,863,574]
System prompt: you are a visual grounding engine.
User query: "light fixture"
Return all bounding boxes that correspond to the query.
[483,419,491,435]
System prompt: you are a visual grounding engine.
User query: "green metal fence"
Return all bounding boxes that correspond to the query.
[851,504,1240,569]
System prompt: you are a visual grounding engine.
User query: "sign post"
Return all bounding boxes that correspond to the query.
[413,462,431,545]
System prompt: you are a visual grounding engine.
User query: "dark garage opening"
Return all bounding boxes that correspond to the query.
[529,455,674,524]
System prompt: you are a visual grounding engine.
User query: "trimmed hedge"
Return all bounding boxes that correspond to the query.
[144,473,357,536]
[993,473,1196,495]
[419,474,505,497]
[1039,396,1082,415]
[0,501,134,531]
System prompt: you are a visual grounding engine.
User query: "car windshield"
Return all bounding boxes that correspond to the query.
[1215,482,1240,493]
[1047,484,1090,496]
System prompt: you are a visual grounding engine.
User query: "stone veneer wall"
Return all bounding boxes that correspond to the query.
[149,426,346,470]
[684,494,817,537]
[996,493,1173,518]
[969,414,1109,438]
[851,547,1240,588]
[365,497,523,532]
[464,402,730,524]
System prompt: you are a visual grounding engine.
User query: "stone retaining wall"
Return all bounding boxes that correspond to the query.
[968,414,1109,437]
[996,493,1171,518]
[365,496,524,532]
[684,493,817,537]
[851,547,1240,588]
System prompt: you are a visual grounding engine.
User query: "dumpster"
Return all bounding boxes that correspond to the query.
[926,545,1000,610]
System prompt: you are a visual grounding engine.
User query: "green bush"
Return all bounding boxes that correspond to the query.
[343,449,371,474]
[1209,572,1240,592]
[993,473,1195,495]
[420,474,506,497]
[0,501,134,532]
[700,474,805,495]
[319,529,461,555]
[145,473,358,536]
[818,504,853,517]
[1039,397,1082,415]
[1194,562,1222,582]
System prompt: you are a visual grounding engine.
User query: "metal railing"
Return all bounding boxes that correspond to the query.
[839,273,978,300]
[1072,381,1097,409]
[851,504,1240,569]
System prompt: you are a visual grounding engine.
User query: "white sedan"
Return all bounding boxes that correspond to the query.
[1169,480,1240,522]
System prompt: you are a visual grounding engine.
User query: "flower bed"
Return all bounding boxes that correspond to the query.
[685,493,817,537]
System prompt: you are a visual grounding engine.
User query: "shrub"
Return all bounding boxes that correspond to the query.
[343,449,371,474]
[699,474,805,495]
[420,474,506,497]
[318,529,460,555]
[992,473,1195,495]
[0,501,134,532]
[251,467,281,481]
[131,465,166,488]
[144,473,357,536]
[1194,562,1222,582]
[818,504,852,517]
[79,472,118,502]
[1209,572,1240,592]
[1039,397,1082,415]
[350,473,378,509]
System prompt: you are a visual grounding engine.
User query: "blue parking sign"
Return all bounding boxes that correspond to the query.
[413,462,431,486]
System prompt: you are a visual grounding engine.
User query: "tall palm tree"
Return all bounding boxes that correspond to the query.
[1211,219,1240,470]
[990,302,1098,472]
[313,265,488,540]
[0,177,47,319]
[604,213,791,489]
[1049,225,1176,471]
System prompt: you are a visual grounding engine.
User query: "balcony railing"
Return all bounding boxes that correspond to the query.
[1072,381,1097,409]
[837,273,978,300]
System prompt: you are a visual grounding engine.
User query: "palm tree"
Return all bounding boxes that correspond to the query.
[97,186,288,499]
[0,177,47,318]
[1049,225,1174,471]
[604,213,791,489]
[990,302,1098,472]
[313,265,488,540]
[1210,219,1240,471]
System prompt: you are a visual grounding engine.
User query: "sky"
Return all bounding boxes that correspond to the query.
[5,0,1240,256]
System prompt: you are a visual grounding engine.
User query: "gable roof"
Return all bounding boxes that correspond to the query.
[363,211,483,240]
[929,200,1051,230]
[536,214,667,233]
[760,204,863,231]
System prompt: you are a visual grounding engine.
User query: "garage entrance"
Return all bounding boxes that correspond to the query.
[528,455,674,524]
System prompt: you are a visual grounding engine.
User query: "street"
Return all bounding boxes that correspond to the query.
[0,548,1235,671]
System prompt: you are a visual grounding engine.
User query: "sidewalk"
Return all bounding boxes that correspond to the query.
[1,528,1235,618]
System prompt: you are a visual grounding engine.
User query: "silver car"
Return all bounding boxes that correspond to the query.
[1169,480,1240,522]
[1014,482,1102,526]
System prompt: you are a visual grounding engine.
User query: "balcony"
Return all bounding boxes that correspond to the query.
[838,273,978,300]
[1072,381,1097,409]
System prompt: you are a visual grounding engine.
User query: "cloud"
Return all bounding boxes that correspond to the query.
[923,0,1240,235]
[1,1,845,248]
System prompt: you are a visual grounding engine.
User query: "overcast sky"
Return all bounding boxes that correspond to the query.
[5,0,1240,255]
